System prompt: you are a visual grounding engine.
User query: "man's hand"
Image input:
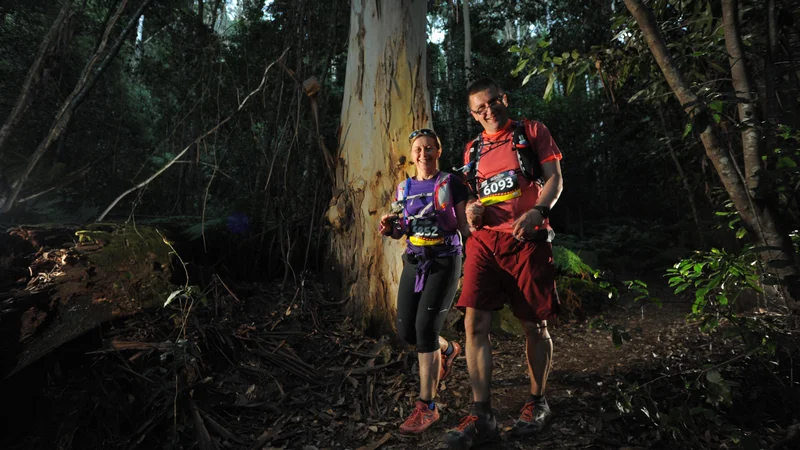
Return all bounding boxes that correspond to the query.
[465,200,485,230]
[512,208,545,241]
[379,214,399,236]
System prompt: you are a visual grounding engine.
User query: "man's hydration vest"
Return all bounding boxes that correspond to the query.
[461,120,542,195]
[392,171,458,247]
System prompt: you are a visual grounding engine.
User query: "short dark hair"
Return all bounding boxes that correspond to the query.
[467,78,503,97]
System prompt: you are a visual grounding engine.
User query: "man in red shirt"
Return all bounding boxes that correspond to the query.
[444,78,564,449]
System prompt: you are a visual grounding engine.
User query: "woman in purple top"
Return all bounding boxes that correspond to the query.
[379,128,470,434]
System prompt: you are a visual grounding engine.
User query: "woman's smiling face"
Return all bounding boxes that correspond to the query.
[411,135,440,173]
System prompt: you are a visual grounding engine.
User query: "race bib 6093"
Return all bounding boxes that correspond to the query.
[478,170,521,206]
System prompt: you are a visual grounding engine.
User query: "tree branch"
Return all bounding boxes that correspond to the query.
[1,0,153,214]
[721,0,764,194]
[96,48,290,222]
[0,0,72,157]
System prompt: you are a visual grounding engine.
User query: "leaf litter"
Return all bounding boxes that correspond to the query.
[2,275,798,450]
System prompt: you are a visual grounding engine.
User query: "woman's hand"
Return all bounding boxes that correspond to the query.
[379,214,400,237]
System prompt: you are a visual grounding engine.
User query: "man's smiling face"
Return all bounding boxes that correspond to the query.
[468,87,509,133]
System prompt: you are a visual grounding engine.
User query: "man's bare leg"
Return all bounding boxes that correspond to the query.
[523,320,552,395]
[444,308,499,446]
[465,308,493,402]
[510,319,553,437]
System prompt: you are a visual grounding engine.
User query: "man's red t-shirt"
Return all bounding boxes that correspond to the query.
[463,119,562,234]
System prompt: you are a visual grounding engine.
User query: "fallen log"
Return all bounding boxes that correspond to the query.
[0,224,173,377]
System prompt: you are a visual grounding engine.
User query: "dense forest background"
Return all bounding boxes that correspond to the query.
[6,0,797,278]
[1,0,800,449]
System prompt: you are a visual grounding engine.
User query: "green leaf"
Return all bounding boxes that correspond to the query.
[544,73,556,101]
[683,122,693,138]
[777,156,797,169]
[552,56,563,65]
[571,49,579,60]
[562,52,570,60]
[164,289,183,307]
[708,61,727,73]
[706,369,723,384]
[522,71,534,86]
[512,58,529,76]
[509,45,521,53]
[736,228,746,239]
[576,61,590,76]
[709,100,724,112]
[629,88,649,103]
[566,72,576,95]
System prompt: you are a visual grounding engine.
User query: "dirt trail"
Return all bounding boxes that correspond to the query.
[5,274,791,450]
[386,297,696,449]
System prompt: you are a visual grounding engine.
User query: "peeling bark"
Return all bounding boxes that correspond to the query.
[327,0,431,334]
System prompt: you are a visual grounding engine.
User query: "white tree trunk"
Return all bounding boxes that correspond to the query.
[327,0,431,333]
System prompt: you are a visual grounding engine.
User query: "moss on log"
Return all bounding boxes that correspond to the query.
[0,224,173,377]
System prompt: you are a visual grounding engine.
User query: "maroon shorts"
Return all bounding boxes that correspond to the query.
[457,228,559,322]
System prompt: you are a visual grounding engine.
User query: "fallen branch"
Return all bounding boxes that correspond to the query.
[17,162,93,204]
[96,48,290,222]
[328,360,403,375]
[355,432,392,450]
[200,412,248,445]
[249,413,291,450]
[188,396,217,450]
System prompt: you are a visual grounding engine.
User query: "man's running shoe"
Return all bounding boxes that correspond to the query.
[510,398,552,437]
[443,414,499,449]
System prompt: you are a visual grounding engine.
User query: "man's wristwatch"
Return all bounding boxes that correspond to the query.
[533,205,550,219]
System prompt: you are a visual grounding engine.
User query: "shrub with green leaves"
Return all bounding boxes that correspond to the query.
[665,247,762,331]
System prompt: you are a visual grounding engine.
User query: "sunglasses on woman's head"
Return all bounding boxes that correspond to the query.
[408,128,438,142]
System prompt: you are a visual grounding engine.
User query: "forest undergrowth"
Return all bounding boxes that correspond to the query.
[2,255,798,450]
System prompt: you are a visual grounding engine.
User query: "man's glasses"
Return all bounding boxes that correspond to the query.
[470,95,504,115]
[408,128,438,142]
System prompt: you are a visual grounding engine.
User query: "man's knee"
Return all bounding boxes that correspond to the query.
[522,320,551,341]
[465,308,492,337]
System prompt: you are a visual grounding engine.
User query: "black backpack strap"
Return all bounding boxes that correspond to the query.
[463,135,482,195]
[512,120,542,182]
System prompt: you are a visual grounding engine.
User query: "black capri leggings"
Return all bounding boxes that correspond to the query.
[396,252,462,353]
